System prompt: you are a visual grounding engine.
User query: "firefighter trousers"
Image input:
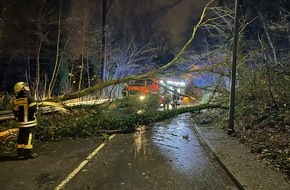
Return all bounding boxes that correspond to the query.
[17,127,35,150]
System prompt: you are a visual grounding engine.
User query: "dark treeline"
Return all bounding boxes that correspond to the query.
[0,0,289,101]
[0,0,176,96]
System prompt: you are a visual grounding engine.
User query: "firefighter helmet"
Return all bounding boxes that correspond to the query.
[14,82,26,94]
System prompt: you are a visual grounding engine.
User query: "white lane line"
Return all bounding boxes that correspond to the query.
[54,134,117,190]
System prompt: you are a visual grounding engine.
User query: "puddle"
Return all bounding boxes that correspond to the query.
[150,113,211,175]
[133,125,148,158]
[132,113,220,180]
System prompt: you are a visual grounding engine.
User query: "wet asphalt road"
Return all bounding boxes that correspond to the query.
[61,113,237,190]
[0,113,238,190]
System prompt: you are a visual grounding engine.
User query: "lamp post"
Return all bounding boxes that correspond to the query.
[228,0,240,135]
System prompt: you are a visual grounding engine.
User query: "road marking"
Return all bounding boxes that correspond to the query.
[54,134,116,190]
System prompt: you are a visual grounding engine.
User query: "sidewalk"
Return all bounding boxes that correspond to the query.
[194,124,290,190]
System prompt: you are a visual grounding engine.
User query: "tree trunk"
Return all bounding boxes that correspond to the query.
[78,16,87,91]
[101,0,107,82]
[258,11,277,62]
[47,0,62,98]
[35,33,43,99]
[86,53,91,87]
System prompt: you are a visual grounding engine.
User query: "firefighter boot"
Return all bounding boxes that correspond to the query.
[24,149,38,159]
[17,148,25,160]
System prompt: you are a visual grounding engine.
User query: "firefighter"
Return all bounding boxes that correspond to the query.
[163,90,172,110]
[13,82,38,159]
[172,89,179,108]
[122,84,129,96]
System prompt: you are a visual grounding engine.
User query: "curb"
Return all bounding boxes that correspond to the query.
[193,124,246,190]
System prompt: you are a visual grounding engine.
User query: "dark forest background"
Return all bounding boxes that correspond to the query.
[0,0,289,100]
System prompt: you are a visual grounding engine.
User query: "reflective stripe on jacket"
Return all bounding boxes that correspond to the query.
[13,93,37,128]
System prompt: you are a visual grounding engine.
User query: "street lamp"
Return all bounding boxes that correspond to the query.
[228,0,240,135]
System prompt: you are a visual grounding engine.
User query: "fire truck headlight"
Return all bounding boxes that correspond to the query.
[139,95,145,101]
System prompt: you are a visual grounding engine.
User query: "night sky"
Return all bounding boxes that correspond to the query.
[2,0,208,55]
[160,0,207,45]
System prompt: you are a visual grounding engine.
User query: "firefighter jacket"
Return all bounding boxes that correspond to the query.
[13,91,38,128]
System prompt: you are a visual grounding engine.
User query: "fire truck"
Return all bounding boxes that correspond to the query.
[126,78,160,95]
[125,78,186,107]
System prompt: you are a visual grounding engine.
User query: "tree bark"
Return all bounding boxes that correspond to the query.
[258,11,277,62]
[47,0,62,99]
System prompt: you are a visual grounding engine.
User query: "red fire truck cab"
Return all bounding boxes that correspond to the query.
[126,79,160,95]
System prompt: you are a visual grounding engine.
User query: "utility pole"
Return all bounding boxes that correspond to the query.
[101,0,114,82]
[228,0,240,135]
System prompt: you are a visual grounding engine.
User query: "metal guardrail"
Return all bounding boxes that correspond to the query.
[0,99,108,122]
[0,107,58,121]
